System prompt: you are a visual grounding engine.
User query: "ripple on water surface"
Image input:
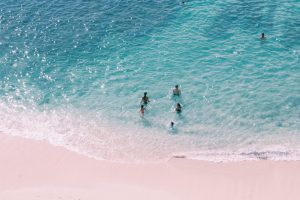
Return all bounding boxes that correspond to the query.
[0,0,299,162]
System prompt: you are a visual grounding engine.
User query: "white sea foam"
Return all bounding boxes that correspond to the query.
[1,100,299,163]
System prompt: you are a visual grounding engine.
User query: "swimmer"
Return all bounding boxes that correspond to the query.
[140,105,145,116]
[175,103,182,113]
[173,85,181,96]
[260,33,265,39]
[170,121,175,128]
[141,92,150,105]
[167,121,177,133]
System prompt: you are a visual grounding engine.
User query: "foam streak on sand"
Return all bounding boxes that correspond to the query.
[0,134,300,200]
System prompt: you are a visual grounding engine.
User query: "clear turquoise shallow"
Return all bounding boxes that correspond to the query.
[0,0,299,162]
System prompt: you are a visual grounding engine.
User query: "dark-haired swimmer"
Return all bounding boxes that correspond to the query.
[171,121,175,128]
[167,121,177,133]
[173,85,181,96]
[260,33,265,39]
[141,92,150,105]
[175,103,182,113]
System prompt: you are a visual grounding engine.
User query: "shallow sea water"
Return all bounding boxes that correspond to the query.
[0,0,299,162]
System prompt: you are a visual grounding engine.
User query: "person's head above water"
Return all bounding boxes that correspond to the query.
[176,103,182,113]
[144,92,147,96]
[141,105,144,109]
[173,85,181,96]
[171,122,174,127]
[261,33,265,39]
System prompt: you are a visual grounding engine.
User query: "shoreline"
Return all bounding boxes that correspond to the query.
[1,134,300,200]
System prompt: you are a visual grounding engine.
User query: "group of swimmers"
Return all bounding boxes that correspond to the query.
[139,85,182,128]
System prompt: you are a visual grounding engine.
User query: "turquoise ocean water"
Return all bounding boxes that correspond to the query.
[0,0,299,162]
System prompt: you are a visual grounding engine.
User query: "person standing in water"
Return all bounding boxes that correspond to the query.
[175,103,182,113]
[173,85,181,96]
[141,92,150,105]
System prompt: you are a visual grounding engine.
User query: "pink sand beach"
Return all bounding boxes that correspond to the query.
[1,134,300,200]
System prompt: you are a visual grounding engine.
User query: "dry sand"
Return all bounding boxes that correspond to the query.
[0,134,300,200]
